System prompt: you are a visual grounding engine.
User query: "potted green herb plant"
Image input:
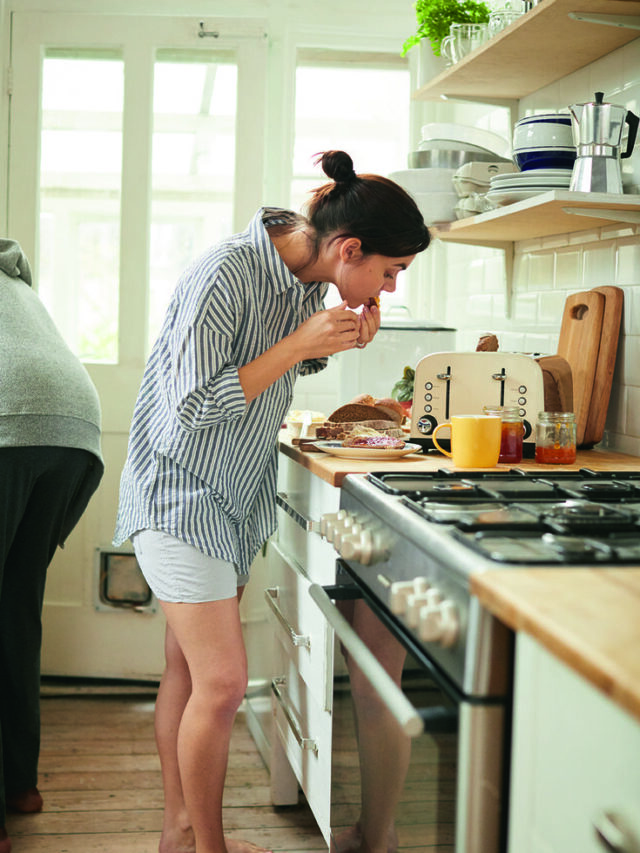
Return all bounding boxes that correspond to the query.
[402,0,491,57]
[391,365,416,418]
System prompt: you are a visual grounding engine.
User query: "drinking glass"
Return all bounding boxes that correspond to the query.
[441,23,489,65]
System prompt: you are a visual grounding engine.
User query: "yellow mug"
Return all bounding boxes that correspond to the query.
[432,415,502,468]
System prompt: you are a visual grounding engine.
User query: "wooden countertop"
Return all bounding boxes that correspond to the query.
[279,433,640,488]
[279,434,640,721]
[471,569,640,723]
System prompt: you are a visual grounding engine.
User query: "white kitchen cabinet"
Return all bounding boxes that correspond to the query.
[508,632,640,853]
[256,450,339,842]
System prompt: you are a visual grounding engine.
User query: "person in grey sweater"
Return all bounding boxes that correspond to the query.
[0,238,103,853]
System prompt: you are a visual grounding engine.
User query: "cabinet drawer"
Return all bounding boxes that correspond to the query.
[271,646,332,843]
[276,455,339,585]
[266,542,333,710]
[275,502,337,585]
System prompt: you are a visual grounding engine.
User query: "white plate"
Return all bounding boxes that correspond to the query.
[489,179,571,191]
[490,169,572,184]
[485,188,553,204]
[315,440,422,460]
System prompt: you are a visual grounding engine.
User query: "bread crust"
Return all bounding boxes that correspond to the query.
[328,403,389,423]
[372,397,405,424]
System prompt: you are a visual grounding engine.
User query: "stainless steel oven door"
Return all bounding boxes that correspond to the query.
[310,582,508,853]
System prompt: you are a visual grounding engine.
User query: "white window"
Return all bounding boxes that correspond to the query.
[292,50,412,311]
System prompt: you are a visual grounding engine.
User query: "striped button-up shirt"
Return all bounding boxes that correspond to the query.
[113,208,328,575]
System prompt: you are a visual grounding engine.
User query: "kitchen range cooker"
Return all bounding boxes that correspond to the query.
[331,468,640,694]
[320,467,640,853]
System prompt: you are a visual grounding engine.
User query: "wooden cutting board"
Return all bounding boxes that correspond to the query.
[581,286,624,448]
[556,289,605,445]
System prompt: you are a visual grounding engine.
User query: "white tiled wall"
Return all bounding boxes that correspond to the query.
[443,38,640,455]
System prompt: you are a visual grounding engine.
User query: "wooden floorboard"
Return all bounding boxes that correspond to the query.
[5,688,327,852]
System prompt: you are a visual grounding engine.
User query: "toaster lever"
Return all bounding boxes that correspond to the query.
[492,369,507,406]
[436,372,451,380]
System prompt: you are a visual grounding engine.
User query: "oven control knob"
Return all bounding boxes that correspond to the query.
[339,529,374,564]
[407,592,431,627]
[426,588,442,606]
[334,522,361,550]
[320,511,348,540]
[324,511,356,543]
[418,600,459,648]
[389,578,430,615]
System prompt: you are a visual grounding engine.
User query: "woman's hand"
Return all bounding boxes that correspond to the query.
[294,301,360,358]
[354,300,381,349]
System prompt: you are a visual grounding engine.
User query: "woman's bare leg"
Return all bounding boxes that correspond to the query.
[157,590,270,853]
[332,600,410,853]
[156,624,194,853]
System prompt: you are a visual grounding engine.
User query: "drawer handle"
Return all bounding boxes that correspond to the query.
[265,587,311,650]
[271,676,318,754]
[276,491,319,532]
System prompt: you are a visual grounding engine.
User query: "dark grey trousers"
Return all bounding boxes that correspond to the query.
[0,446,102,825]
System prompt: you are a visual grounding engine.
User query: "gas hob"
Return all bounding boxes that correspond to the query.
[372,469,640,566]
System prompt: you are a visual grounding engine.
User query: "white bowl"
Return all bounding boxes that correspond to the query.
[513,114,573,150]
[412,191,459,225]
[421,123,510,158]
[389,168,457,194]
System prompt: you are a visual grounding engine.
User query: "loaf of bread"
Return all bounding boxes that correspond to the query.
[328,403,389,423]
[372,397,405,425]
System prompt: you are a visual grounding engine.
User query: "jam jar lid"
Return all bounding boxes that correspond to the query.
[537,411,576,422]
[483,405,522,421]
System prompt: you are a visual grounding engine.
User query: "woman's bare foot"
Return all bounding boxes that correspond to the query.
[330,824,362,853]
[330,821,398,853]
[6,787,43,814]
[158,823,195,853]
[0,826,12,853]
[226,840,272,853]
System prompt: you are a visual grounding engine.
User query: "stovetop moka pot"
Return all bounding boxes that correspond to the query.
[569,91,639,194]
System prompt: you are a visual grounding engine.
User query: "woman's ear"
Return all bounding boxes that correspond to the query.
[339,237,363,262]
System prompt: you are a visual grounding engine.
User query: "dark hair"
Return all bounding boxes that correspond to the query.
[303,150,431,258]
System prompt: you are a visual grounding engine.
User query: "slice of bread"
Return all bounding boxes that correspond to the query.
[327,403,389,423]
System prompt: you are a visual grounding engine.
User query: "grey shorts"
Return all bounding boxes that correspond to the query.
[132,529,248,603]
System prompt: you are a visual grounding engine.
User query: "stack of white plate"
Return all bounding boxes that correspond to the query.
[485,168,572,205]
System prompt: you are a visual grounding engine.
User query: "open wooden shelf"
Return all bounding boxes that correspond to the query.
[431,191,640,246]
[413,0,640,103]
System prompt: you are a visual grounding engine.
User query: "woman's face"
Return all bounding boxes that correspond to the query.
[336,243,416,309]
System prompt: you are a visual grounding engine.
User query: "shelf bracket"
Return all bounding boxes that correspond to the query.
[562,206,640,224]
[568,11,640,29]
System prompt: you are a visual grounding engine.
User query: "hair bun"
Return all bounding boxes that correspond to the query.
[315,150,357,184]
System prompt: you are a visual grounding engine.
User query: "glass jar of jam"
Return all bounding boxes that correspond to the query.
[483,405,524,464]
[535,411,577,464]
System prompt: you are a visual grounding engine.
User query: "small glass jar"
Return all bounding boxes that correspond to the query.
[483,405,524,463]
[535,411,577,464]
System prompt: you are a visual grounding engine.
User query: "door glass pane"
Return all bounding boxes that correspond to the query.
[293,58,411,311]
[148,52,238,346]
[39,51,123,363]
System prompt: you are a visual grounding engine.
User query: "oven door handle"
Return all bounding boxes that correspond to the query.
[309,583,424,738]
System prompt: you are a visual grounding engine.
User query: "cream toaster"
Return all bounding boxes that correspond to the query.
[409,352,546,457]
